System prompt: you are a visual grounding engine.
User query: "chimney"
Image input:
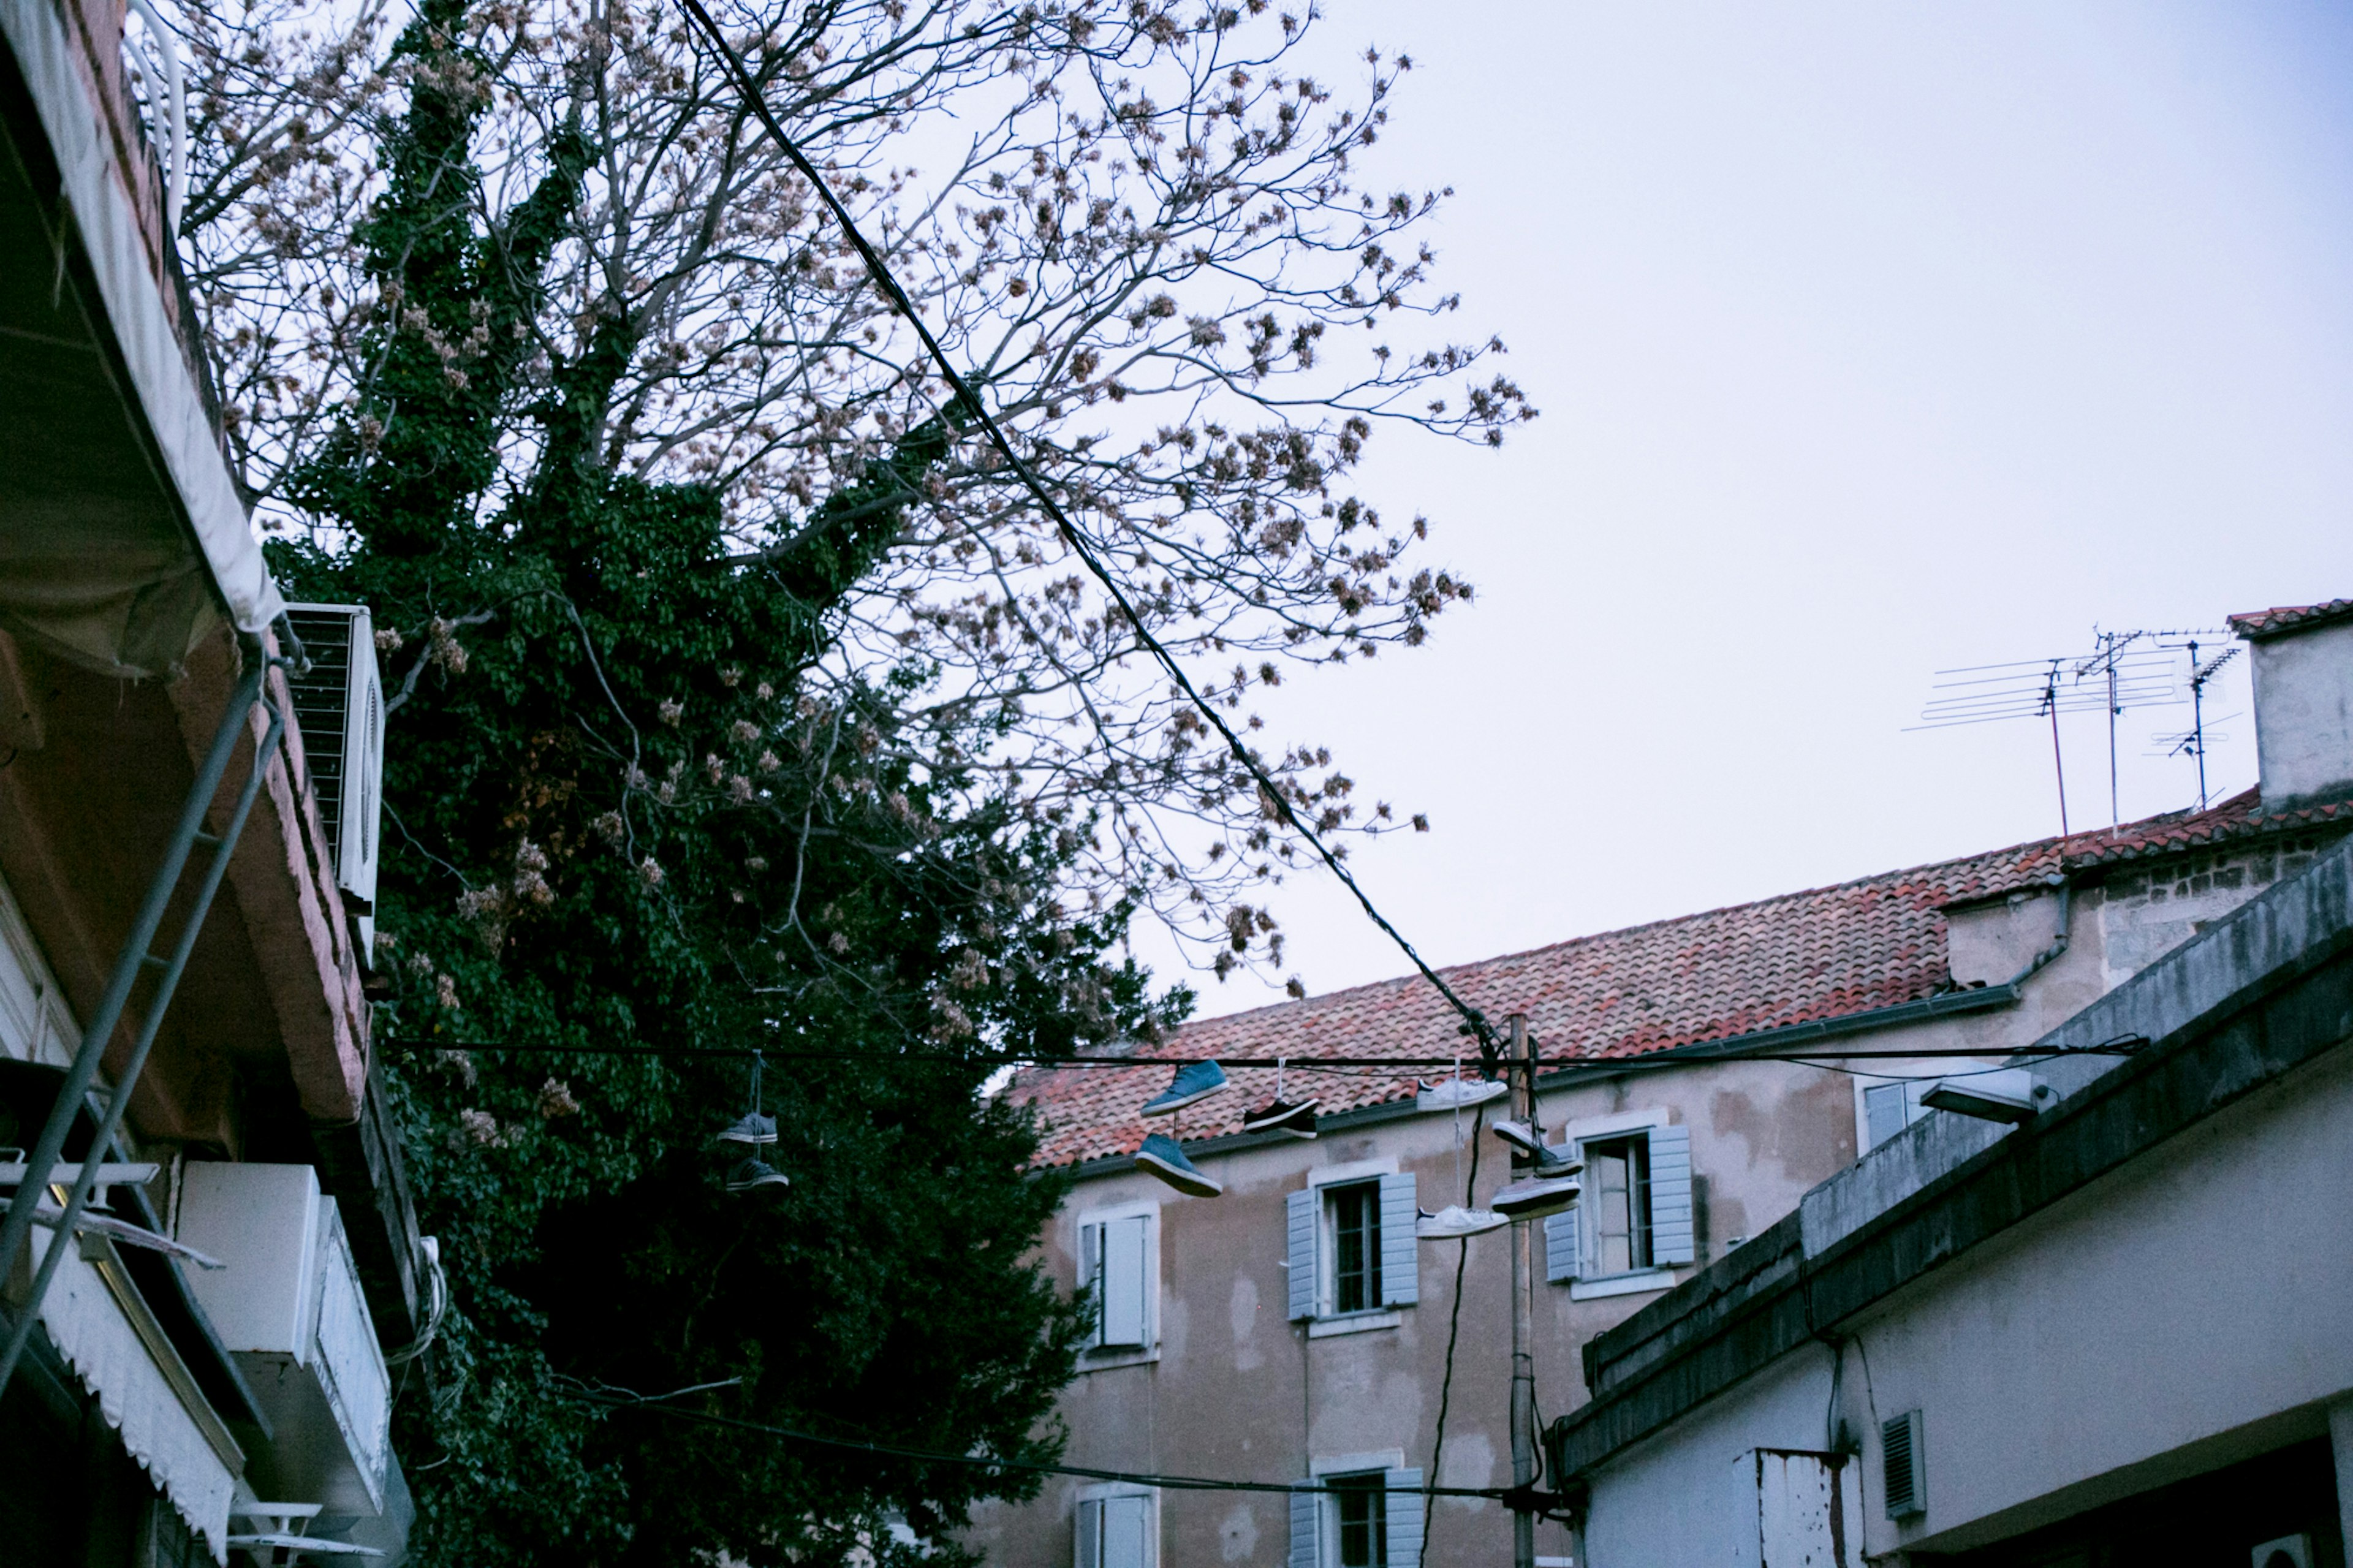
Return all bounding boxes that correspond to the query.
[2228,599,2353,811]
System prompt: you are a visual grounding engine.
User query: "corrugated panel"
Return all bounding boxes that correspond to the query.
[1286,1189,1316,1320]
[1544,1206,1580,1282]
[1384,1468,1425,1567]
[1100,1215,1149,1348]
[1377,1173,1419,1307]
[1289,1486,1319,1568]
[1648,1124,1696,1266]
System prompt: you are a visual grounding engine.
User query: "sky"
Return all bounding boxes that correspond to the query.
[1140,1,2353,1018]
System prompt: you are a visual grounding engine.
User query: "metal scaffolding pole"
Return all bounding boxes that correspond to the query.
[0,649,280,1400]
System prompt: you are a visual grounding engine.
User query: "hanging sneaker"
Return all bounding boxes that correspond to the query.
[724,1156,789,1194]
[1133,1134,1221,1197]
[1417,1077,1508,1112]
[1491,1120,1583,1175]
[1490,1172,1580,1219]
[1415,1203,1509,1240]
[1140,1059,1230,1117]
[1241,1096,1320,1137]
[719,1111,779,1146]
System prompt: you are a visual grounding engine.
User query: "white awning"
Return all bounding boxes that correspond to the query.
[0,0,284,680]
[33,1226,236,1563]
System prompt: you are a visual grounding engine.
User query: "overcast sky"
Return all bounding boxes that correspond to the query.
[1142,0,2353,1018]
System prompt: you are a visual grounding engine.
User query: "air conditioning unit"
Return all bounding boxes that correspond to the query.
[176,1163,392,1515]
[282,605,384,965]
[1880,1411,1925,1520]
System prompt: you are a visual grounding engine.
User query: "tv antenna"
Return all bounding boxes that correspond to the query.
[2154,640,2241,810]
[1910,627,2210,835]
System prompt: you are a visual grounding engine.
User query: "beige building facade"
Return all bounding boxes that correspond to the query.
[974,600,2353,1568]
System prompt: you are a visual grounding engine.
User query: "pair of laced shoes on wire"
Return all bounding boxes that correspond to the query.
[1131,1058,1319,1197]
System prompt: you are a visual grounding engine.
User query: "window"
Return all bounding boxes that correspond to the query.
[1328,1183,1381,1314]
[1586,1136,1653,1275]
[1285,1163,1418,1324]
[1859,1081,1933,1154]
[1291,1458,1424,1568]
[1542,1119,1694,1286]
[1075,1487,1156,1568]
[1077,1203,1157,1356]
[1330,1472,1387,1567]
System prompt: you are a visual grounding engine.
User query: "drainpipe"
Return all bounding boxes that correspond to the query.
[0,643,285,1399]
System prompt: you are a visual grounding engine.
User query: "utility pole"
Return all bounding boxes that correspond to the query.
[1507,1012,1537,1568]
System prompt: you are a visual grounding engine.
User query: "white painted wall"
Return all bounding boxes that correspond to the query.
[1582,1040,2353,1568]
[2250,616,2353,807]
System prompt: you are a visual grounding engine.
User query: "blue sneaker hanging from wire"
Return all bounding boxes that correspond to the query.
[1140,1059,1230,1117]
[1134,1133,1222,1197]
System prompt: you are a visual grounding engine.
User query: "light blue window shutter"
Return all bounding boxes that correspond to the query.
[1544,1205,1580,1283]
[1286,1189,1317,1320]
[1289,1485,1320,1568]
[1378,1172,1419,1307]
[1648,1124,1696,1266]
[1080,1223,1104,1347]
[1076,1496,1101,1568]
[1384,1468,1425,1567]
[1100,1216,1150,1348]
[1103,1494,1150,1568]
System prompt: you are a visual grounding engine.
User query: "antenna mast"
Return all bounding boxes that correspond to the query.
[1910,630,2191,838]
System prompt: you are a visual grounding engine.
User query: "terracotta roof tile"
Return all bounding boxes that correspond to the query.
[2227,599,2353,641]
[1014,789,2353,1168]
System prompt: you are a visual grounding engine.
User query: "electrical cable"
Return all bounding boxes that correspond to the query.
[568,1390,1510,1500]
[386,1038,2146,1071]
[1419,1100,1485,1568]
[670,0,1505,1064]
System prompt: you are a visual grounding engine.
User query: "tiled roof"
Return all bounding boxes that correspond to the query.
[1014,790,2353,1168]
[2054,787,2353,866]
[2228,599,2353,641]
[1015,841,2059,1168]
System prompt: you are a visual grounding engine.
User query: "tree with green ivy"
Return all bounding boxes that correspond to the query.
[267,5,1184,1561]
[193,0,1529,1561]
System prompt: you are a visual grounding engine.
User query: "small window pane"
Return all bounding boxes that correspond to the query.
[1587,1137,1653,1274]
[1863,1083,1910,1151]
[1329,1184,1382,1314]
[1332,1473,1387,1567]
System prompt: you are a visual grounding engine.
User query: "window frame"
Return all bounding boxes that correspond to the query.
[1583,1133,1654,1276]
[1074,1481,1158,1568]
[1325,1180,1382,1316]
[1328,1471,1387,1568]
[1302,1157,1400,1327]
[1854,1077,1934,1156]
[1074,1197,1161,1368]
[1308,1449,1408,1568]
[1545,1108,1690,1294]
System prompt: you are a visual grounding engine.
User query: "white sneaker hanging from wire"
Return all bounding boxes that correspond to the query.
[1416,1074,1506,1111]
[1417,1055,1507,1241]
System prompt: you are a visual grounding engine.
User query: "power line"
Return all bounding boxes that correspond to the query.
[671,0,1504,1066]
[390,1037,2148,1071]
[571,1390,1512,1501]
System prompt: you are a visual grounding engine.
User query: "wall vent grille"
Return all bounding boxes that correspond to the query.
[1881,1411,1924,1520]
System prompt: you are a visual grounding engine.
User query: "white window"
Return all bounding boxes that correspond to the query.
[1291,1453,1423,1568]
[1285,1160,1418,1325]
[1856,1079,1934,1154]
[1075,1484,1157,1568]
[1542,1113,1694,1290]
[1077,1201,1158,1356]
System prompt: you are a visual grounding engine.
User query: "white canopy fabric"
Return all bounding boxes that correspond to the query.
[0,0,284,680]
[34,1227,235,1563]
